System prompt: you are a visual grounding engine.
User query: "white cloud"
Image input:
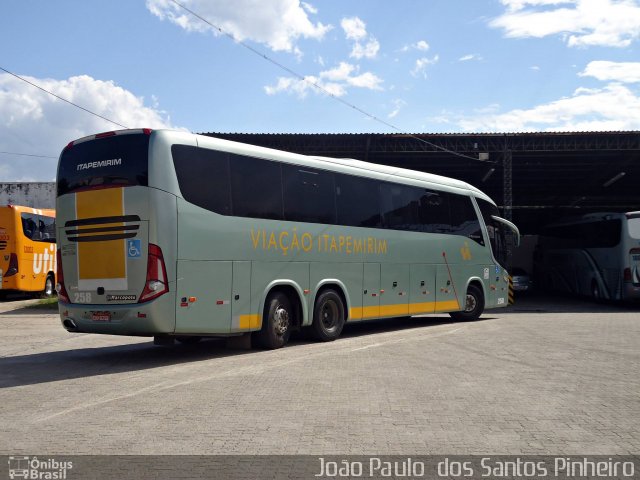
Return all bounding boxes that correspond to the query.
[388,99,407,119]
[579,60,640,83]
[455,83,640,132]
[0,73,177,181]
[459,54,483,62]
[411,55,439,78]
[264,62,383,97]
[350,38,380,59]
[400,40,430,53]
[491,0,640,48]
[146,0,331,53]
[341,17,367,40]
[341,16,380,59]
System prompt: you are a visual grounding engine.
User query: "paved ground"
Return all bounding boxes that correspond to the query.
[1,293,639,455]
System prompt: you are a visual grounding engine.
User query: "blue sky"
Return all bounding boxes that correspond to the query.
[1,0,640,181]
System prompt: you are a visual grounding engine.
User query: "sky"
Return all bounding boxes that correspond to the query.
[1,0,640,181]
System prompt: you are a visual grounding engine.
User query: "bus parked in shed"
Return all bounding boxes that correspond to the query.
[534,212,640,302]
[0,205,56,297]
[55,129,519,349]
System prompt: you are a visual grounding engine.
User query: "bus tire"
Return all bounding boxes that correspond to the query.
[312,289,345,342]
[42,273,55,298]
[255,291,292,349]
[449,284,484,322]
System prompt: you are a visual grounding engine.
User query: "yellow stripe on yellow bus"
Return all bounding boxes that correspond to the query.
[76,188,126,283]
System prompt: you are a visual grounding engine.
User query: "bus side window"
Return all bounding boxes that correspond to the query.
[450,194,484,245]
[283,165,336,224]
[419,190,450,233]
[230,154,284,221]
[335,174,381,228]
[172,145,231,215]
[380,183,421,231]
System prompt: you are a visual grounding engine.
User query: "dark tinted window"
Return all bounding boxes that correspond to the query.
[543,220,621,248]
[335,174,381,228]
[419,190,450,233]
[450,194,484,245]
[21,213,55,242]
[57,133,149,196]
[230,154,283,220]
[381,183,421,231]
[283,165,336,224]
[172,145,231,215]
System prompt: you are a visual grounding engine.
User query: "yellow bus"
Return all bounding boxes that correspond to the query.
[0,205,57,297]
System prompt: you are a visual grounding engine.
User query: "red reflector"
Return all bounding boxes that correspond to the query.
[95,131,116,139]
[137,312,147,318]
[216,300,224,305]
[624,268,632,281]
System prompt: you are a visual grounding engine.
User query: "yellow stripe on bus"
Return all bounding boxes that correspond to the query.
[239,314,261,329]
[239,300,463,330]
[76,188,126,282]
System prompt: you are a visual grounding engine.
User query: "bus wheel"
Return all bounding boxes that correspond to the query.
[312,289,345,342]
[42,274,55,298]
[449,284,484,322]
[255,291,292,349]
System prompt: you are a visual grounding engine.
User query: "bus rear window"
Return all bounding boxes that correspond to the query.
[57,133,149,196]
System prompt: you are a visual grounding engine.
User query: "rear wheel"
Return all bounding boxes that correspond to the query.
[449,284,484,322]
[42,273,55,298]
[255,291,292,349]
[312,289,345,342]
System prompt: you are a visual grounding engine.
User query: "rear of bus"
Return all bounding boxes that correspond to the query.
[0,205,56,295]
[56,129,178,335]
[623,212,640,301]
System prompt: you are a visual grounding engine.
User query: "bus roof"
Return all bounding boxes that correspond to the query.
[0,205,55,216]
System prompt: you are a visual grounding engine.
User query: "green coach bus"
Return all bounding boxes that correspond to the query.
[56,129,519,349]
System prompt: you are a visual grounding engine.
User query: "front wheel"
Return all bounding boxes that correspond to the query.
[255,291,292,349]
[312,289,345,342]
[449,284,484,322]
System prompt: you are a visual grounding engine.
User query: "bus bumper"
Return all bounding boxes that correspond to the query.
[58,293,175,336]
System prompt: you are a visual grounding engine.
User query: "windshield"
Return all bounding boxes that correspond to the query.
[57,133,149,196]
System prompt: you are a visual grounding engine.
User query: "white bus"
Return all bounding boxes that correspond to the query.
[56,129,519,349]
[534,212,640,302]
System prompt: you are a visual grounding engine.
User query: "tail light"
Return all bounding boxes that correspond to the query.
[55,250,70,302]
[5,253,18,277]
[139,243,168,303]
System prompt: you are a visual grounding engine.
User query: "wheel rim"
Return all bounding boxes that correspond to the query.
[321,299,340,330]
[273,305,290,336]
[45,277,53,296]
[464,293,477,312]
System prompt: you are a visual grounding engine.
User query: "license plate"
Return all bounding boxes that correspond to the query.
[91,311,111,322]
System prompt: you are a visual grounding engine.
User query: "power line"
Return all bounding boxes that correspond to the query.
[169,0,493,163]
[0,151,58,159]
[0,66,128,130]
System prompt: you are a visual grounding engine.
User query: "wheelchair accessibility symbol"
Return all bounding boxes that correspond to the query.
[127,239,141,258]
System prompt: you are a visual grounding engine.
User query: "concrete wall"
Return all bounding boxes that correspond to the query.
[0,182,56,209]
